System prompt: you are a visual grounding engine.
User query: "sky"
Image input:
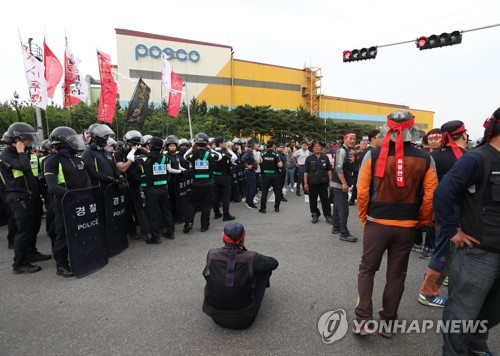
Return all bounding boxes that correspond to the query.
[2,0,499,140]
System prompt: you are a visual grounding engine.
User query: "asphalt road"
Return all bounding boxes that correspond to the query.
[0,189,498,356]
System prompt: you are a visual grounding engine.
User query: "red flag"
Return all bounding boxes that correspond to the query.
[167,72,183,117]
[43,39,62,99]
[96,50,117,124]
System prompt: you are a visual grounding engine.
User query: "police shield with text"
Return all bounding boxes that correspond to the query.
[44,126,94,277]
[0,122,51,274]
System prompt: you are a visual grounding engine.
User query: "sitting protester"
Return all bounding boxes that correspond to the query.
[202,221,279,330]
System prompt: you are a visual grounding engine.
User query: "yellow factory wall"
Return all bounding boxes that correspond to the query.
[322,97,434,129]
[197,59,307,109]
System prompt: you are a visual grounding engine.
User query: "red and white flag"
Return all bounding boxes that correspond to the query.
[21,43,47,110]
[64,44,88,107]
[167,72,183,117]
[43,39,62,99]
[161,52,172,98]
[96,50,117,124]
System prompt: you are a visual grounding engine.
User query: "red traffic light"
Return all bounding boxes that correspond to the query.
[416,31,462,50]
[343,46,377,62]
[417,36,427,48]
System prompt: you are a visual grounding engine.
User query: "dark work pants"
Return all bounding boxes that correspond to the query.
[443,247,500,355]
[144,186,174,240]
[213,271,272,330]
[44,194,57,248]
[260,174,281,210]
[188,180,214,229]
[53,197,69,268]
[332,188,350,236]
[350,173,358,201]
[308,183,331,217]
[8,198,42,268]
[244,170,256,205]
[124,186,138,236]
[296,165,305,193]
[355,221,415,321]
[213,175,232,218]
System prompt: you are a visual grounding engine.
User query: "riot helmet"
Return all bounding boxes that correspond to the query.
[123,130,142,145]
[90,124,115,147]
[40,139,53,153]
[178,138,189,147]
[164,135,179,147]
[50,126,86,152]
[194,132,209,145]
[3,122,40,147]
[142,135,153,146]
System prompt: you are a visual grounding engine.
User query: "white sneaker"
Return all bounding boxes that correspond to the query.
[290,188,294,192]
[253,197,259,204]
[282,188,287,195]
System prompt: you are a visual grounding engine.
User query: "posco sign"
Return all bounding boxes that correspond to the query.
[135,44,200,63]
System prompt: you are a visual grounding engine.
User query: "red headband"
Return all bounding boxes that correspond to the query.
[427,133,442,139]
[375,118,415,188]
[343,133,356,139]
[222,231,246,245]
[441,124,466,159]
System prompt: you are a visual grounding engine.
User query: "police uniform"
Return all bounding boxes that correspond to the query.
[82,143,121,190]
[184,146,222,232]
[0,146,45,271]
[45,151,90,275]
[212,141,236,220]
[259,147,282,212]
[137,149,176,243]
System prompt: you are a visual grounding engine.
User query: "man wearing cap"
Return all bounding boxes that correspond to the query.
[353,110,438,337]
[304,141,332,224]
[241,139,259,209]
[435,108,500,355]
[331,132,357,242]
[417,120,469,308]
[202,221,279,330]
[212,137,237,221]
[292,141,311,196]
[259,139,283,213]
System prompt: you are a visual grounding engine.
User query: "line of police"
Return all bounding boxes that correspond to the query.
[0,122,290,277]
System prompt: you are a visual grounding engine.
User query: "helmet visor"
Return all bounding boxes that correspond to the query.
[15,131,41,147]
[66,134,86,151]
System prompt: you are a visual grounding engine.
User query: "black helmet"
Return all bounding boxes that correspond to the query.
[149,137,164,151]
[164,135,179,146]
[123,130,142,145]
[3,122,39,146]
[50,126,86,151]
[194,132,209,145]
[40,139,52,153]
[90,124,115,139]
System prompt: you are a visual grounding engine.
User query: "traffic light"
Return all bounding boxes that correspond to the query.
[416,31,462,50]
[343,46,377,62]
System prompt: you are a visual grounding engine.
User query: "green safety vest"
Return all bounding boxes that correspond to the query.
[140,156,168,187]
[194,151,210,179]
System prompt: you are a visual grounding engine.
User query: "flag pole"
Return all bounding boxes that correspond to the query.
[184,82,193,140]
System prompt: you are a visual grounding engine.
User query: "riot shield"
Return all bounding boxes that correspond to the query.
[62,187,108,278]
[104,184,129,257]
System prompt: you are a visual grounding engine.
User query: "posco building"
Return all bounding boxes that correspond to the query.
[115,29,433,130]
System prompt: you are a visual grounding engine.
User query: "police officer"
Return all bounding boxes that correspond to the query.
[212,137,237,221]
[304,140,332,224]
[114,130,149,240]
[82,124,127,191]
[202,221,279,330]
[44,126,90,277]
[258,139,283,213]
[183,132,222,233]
[130,137,183,243]
[164,135,182,224]
[0,123,51,274]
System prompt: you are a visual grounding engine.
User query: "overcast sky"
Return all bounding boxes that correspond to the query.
[2,0,499,139]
